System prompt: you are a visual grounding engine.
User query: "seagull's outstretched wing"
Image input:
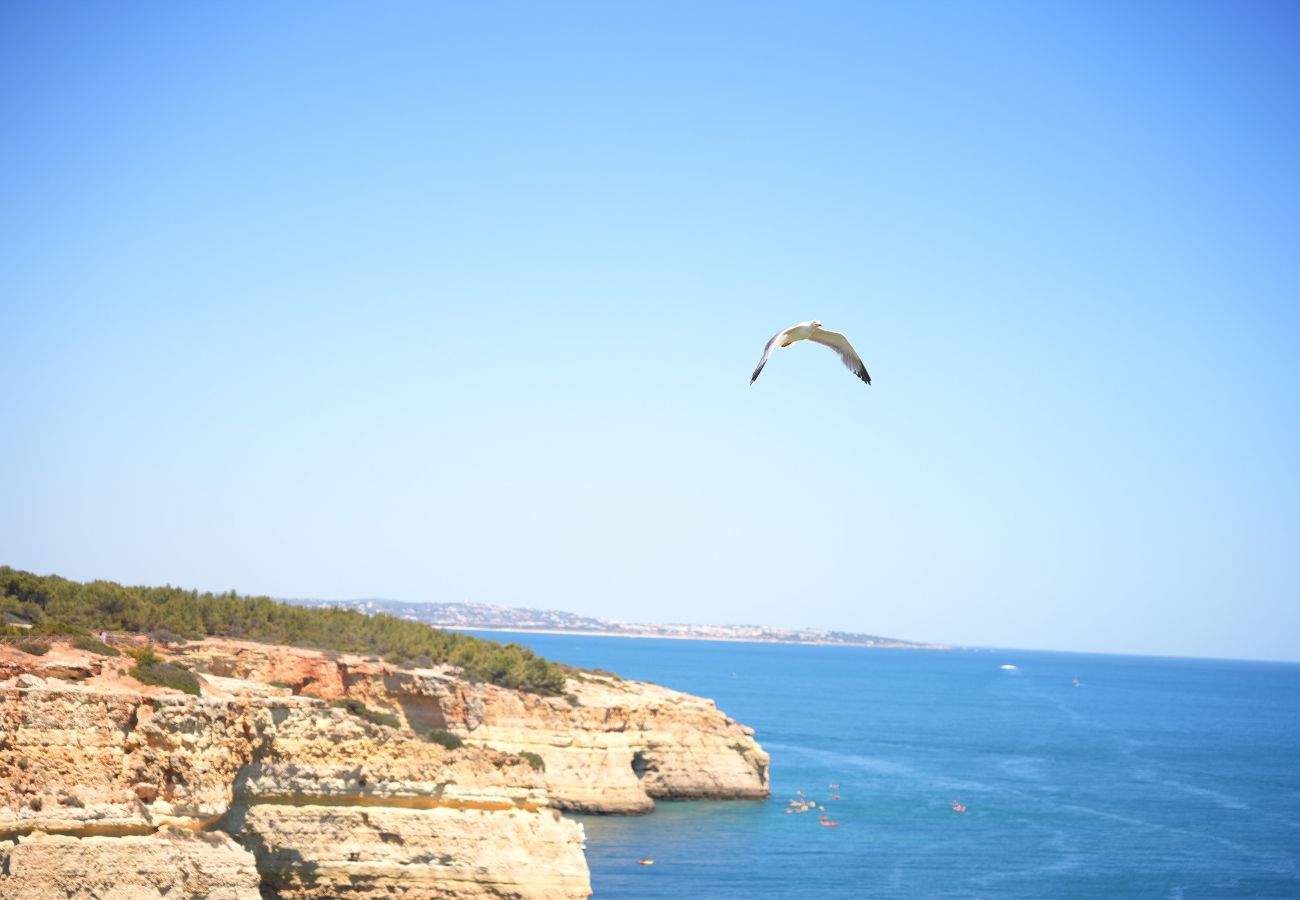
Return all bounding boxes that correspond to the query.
[807,329,872,385]
[750,326,794,384]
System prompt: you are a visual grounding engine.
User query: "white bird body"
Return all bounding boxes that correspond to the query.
[750,320,872,386]
[779,320,822,345]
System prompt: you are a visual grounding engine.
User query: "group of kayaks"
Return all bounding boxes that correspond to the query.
[785,786,841,827]
[637,786,973,867]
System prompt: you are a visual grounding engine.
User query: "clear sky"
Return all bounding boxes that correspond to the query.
[3,2,1298,661]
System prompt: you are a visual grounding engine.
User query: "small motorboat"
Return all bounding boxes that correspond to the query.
[637,858,655,866]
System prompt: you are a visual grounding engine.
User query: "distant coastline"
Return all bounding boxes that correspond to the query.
[443,624,948,649]
[284,597,945,651]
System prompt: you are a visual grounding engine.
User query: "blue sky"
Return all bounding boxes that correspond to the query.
[3,2,1298,661]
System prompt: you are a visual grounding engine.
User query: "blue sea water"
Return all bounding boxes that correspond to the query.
[467,632,1300,899]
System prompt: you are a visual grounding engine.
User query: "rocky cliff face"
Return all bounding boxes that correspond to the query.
[0,636,769,897]
[0,653,585,898]
[1,830,262,900]
[176,640,770,815]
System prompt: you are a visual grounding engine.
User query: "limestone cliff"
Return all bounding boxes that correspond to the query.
[177,639,770,815]
[0,830,261,900]
[0,636,769,896]
[0,652,587,898]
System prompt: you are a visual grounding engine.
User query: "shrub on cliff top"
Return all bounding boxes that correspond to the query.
[563,664,623,684]
[72,635,120,657]
[128,658,201,696]
[0,566,567,695]
[16,639,50,656]
[148,627,187,646]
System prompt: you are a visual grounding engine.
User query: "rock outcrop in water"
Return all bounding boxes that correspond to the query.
[0,637,768,897]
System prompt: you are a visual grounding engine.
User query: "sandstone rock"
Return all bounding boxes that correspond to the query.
[371,666,770,813]
[0,829,261,899]
[0,683,274,835]
[37,660,98,680]
[241,805,589,899]
[0,659,593,897]
[169,640,769,814]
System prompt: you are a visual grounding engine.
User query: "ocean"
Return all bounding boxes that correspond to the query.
[466,632,1300,899]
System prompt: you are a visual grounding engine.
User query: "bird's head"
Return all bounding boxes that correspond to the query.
[810,320,823,328]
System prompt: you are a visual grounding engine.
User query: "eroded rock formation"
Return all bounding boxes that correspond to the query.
[177,639,771,815]
[0,830,261,900]
[0,636,769,897]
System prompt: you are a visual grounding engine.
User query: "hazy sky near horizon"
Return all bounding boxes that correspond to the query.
[3,2,1298,661]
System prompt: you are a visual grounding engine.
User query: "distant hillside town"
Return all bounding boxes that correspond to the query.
[284,598,943,649]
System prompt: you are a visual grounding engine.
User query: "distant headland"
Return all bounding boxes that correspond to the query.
[286,598,946,650]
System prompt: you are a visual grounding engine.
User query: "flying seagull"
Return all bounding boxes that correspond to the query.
[750,320,872,386]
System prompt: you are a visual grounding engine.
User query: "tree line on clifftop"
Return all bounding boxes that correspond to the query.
[0,567,566,695]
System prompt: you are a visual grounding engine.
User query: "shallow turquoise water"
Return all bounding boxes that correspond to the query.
[467,633,1300,898]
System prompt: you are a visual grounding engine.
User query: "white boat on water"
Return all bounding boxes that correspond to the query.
[1000,664,1018,670]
